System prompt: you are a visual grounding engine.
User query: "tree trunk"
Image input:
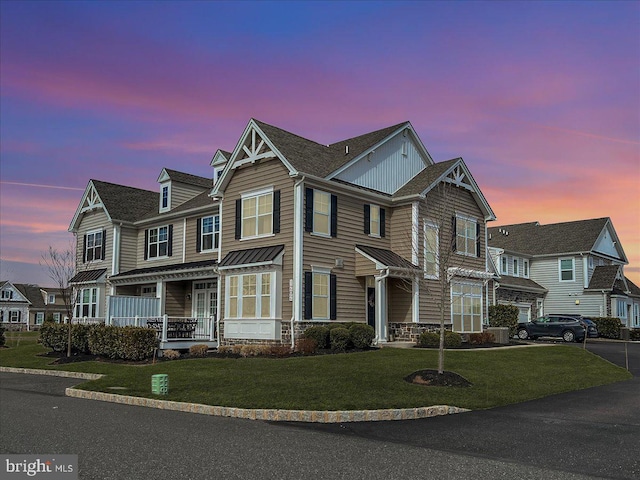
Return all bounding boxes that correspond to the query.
[67,318,72,357]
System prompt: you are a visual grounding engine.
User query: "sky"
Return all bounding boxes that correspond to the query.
[0,0,638,287]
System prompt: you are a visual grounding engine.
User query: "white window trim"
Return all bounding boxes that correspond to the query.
[311,266,332,320]
[450,281,483,333]
[559,257,575,282]
[147,225,169,260]
[225,271,277,320]
[160,184,171,212]
[200,215,220,252]
[500,256,508,275]
[85,229,103,263]
[513,257,519,277]
[75,287,99,318]
[423,221,439,280]
[368,204,381,238]
[523,259,529,278]
[241,187,274,239]
[456,215,478,257]
[36,312,44,325]
[312,189,332,237]
[9,310,21,323]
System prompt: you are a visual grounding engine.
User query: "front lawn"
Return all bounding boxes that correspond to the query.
[0,341,631,410]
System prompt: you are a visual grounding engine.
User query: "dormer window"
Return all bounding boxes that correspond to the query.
[1,290,13,300]
[160,184,170,212]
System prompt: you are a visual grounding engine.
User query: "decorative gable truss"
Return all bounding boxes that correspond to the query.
[235,127,277,168]
[444,165,474,192]
[69,181,110,232]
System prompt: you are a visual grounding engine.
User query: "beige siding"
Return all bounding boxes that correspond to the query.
[388,279,413,323]
[355,253,378,277]
[164,281,188,316]
[220,159,295,322]
[75,209,112,271]
[184,208,220,264]
[119,226,138,273]
[136,220,184,268]
[171,182,207,209]
[303,185,391,324]
[389,204,414,262]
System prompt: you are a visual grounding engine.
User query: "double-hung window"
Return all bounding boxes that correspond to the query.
[304,269,337,320]
[364,204,385,237]
[226,272,274,319]
[85,230,104,262]
[305,188,337,237]
[453,216,480,257]
[501,256,508,274]
[559,258,575,282]
[1,290,12,300]
[146,225,171,259]
[423,221,439,279]
[198,215,220,252]
[36,312,44,325]
[513,258,519,276]
[523,259,529,278]
[9,311,21,323]
[160,184,170,212]
[236,188,280,239]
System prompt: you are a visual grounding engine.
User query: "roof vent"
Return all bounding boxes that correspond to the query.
[345,145,349,155]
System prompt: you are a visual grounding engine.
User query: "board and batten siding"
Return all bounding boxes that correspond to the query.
[303,184,391,324]
[335,132,426,195]
[75,209,111,269]
[219,159,295,323]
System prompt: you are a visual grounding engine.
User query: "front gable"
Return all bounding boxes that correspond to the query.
[330,127,430,195]
[69,181,109,232]
[0,282,29,304]
[593,221,627,262]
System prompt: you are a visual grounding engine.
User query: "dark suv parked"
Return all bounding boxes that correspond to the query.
[549,314,599,338]
[517,315,586,342]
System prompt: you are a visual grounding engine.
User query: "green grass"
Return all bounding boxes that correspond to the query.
[0,340,632,410]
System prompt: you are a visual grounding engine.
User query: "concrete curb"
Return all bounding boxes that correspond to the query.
[0,366,103,380]
[1,366,469,423]
[65,387,469,422]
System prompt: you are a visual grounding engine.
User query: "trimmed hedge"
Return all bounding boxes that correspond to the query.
[41,323,158,360]
[417,330,463,348]
[591,317,622,339]
[303,326,330,349]
[630,329,640,341]
[348,323,375,349]
[489,304,519,337]
[330,327,351,352]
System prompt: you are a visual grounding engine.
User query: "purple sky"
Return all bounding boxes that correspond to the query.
[1,0,638,286]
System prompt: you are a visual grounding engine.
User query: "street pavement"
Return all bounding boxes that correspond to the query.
[0,341,637,480]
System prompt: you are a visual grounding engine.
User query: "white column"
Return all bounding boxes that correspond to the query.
[376,275,388,341]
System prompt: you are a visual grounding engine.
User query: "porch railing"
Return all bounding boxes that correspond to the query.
[109,315,217,342]
[71,317,106,325]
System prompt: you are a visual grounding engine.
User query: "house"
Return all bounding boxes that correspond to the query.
[488,218,640,327]
[68,118,496,347]
[0,281,67,330]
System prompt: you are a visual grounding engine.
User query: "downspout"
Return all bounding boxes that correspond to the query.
[216,200,223,345]
[375,268,390,343]
[292,176,306,349]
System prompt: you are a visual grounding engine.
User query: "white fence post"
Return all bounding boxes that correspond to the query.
[209,317,215,341]
[135,315,140,327]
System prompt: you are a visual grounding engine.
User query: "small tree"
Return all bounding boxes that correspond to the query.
[41,244,76,357]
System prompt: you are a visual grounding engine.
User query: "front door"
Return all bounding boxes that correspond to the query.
[367,287,375,329]
[193,281,217,336]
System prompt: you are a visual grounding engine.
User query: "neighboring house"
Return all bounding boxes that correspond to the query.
[488,218,640,327]
[0,281,66,330]
[68,118,496,346]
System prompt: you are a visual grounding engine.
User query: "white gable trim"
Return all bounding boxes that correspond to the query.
[210,149,229,167]
[0,282,30,304]
[157,169,171,183]
[69,181,111,232]
[592,220,628,264]
[211,120,297,197]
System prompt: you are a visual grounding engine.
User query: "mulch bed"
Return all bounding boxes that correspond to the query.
[404,369,472,387]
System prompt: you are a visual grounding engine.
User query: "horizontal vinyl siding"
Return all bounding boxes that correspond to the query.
[184,211,220,264]
[531,257,585,314]
[389,204,414,263]
[164,281,189,317]
[171,183,206,209]
[304,186,391,324]
[119,226,138,273]
[220,159,295,322]
[388,279,412,323]
[136,221,184,268]
[76,209,111,269]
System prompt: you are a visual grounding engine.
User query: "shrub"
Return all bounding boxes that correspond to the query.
[294,338,317,355]
[71,324,92,354]
[189,344,209,358]
[629,329,640,341]
[444,330,462,348]
[163,349,181,360]
[330,327,351,352]
[591,317,622,339]
[327,323,347,331]
[87,325,157,360]
[349,323,375,349]
[0,325,5,347]
[303,325,330,349]
[40,323,70,353]
[87,325,121,359]
[217,345,233,355]
[469,331,495,345]
[267,345,291,357]
[231,344,244,355]
[240,345,260,357]
[489,304,519,337]
[418,331,439,347]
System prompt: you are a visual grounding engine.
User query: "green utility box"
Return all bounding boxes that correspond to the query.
[151,374,169,395]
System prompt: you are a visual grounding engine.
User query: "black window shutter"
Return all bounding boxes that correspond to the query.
[476,222,481,257]
[101,229,106,260]
[330,274,337,320]
[82,235,87,263]
[304,188,313,232]
[364,205,370,235]
[451,216,457,252]
[144,230,149,260]
[273,190,281,234]
[196,218,202,253]
[304,271,313,319]
[380,208,386,237]
[167,224,173,257]
[235,199,242,240]
[330,194,338,238]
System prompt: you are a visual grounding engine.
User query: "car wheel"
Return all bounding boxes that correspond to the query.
[517,328,529,340]
[562,330,576,342]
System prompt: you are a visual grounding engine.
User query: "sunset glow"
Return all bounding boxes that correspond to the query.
[1,1,638,286]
